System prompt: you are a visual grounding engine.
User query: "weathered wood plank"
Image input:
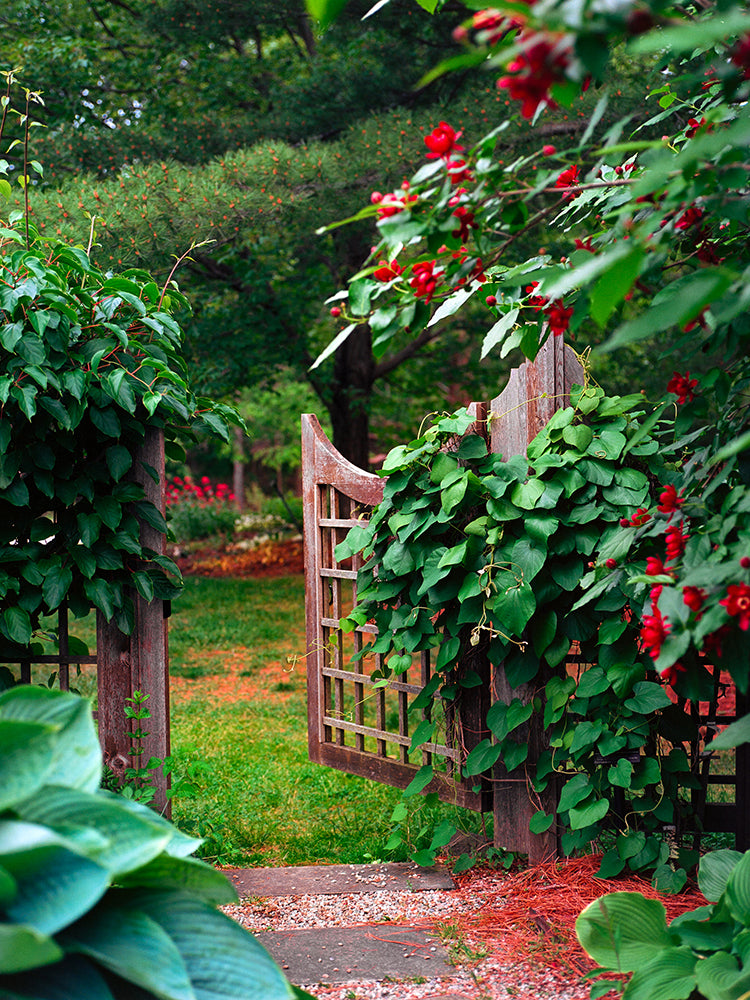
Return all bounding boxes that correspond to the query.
[97,426,170,814]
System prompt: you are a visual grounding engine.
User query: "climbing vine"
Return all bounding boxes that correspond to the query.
[337,374,749,887]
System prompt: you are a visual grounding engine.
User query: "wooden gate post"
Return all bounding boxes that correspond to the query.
[97,426,171,814]
[489,335,583,864]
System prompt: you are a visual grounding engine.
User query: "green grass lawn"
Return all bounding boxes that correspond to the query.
[166,575,482,867]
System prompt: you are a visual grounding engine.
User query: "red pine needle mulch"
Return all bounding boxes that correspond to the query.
[448,854,707,984]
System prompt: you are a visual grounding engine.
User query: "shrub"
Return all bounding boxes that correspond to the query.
[0,685,312,1000]
[166,476,238,544]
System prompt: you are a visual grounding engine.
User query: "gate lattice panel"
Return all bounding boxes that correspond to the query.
[302,413,488,809]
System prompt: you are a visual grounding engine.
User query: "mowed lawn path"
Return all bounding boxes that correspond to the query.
[167,575,413,869]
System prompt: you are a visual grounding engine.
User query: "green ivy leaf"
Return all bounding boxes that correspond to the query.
[624,682,672,714]
[569,795,609,831]
[464,739,502,776]
[42,564,73,611]
[557,772,592,813]
[2,606,32,645]
[105,445,132,482]
[608,758,633,788]
[492,581,536,636]
[403,764,434,798]
[529,810,554,834]
[596,849,626,878]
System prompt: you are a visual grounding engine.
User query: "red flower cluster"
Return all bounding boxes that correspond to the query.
[683,586,707,614]
[166,475,235,508]
[645,556,668,577]
[641,586,670,661]
[525,281,547,309]
[373,259,403,282]
[425,121,464,159]
[665,522,689,561]
[682,308,709,334]
[685,117,710,138]
[474,7,524,44]
[446,158,474,186]
[720,583,750,630]
[410,260,442,303]
[657,484,684,514]
[546,299,574,336]
[371,186,418,219]
[525,283,572,336]
[661,662,686,688]
[667,371,698,404]
[556,164,581,198]
[451,205,478,242]
[497,34,571,119]
[574,236,595,253]
[674,206,704,231]
[731,33,750,79]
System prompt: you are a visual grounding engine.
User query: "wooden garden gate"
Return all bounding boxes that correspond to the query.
[303,335,584,862]
[303,336,750,860]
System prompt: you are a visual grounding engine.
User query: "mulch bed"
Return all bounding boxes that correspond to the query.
[450,854,707,985]
[174,538,304,579]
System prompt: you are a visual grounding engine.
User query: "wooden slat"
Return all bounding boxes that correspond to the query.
[322,715,457,757]
[0,656,98,664]
[321,666,422,695]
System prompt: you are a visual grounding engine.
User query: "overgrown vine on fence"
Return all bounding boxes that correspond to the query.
[336,378,745,887]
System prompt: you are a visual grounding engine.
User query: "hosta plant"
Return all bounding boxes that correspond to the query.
[576,849,750,1000]
[0,685,312,1000]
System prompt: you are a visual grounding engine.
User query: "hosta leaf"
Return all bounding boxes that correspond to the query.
[5,954,117,999]
[61,902,193,1000]
[725,851,750,923]
[16,785,171,876]
[0,922,63,974]
[122,891,297,1000]
[576,892,671,970]
[626,946,697,1000]
[694,951,750,1000]
[0,821,111,935]
[0,719,57,812]
[0,687,101,793]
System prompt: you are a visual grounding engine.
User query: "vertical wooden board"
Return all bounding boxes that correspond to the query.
[489,336,581,859]
[490,333,583,458]
[96,427,170,814]
[301,414,385,766]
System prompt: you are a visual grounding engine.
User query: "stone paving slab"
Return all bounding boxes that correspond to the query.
[226,862,455,897]
[255,925,453,984]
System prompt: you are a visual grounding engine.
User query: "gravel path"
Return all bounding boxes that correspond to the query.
[224,871,592,1000]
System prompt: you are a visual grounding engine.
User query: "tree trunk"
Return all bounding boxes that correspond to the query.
[232,425,245,513]
[328,323,374,470]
